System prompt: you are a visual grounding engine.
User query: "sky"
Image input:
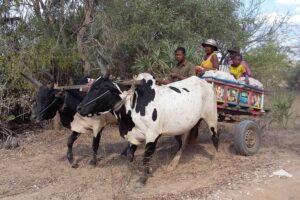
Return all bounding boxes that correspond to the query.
[262,0,300,23]
[260,0,300,44]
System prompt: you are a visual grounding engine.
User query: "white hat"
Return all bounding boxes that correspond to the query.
[202,39,218,51]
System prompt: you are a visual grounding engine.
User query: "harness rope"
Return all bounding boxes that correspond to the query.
[79,77,138,117]
[79,90,110,108]
[36,98,61,117]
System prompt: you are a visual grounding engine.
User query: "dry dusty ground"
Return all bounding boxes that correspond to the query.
[0,122,299,200]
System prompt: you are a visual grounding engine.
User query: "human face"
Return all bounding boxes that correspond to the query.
[204,45,214,55]
[232,56,242,67]
[175,50,185,64]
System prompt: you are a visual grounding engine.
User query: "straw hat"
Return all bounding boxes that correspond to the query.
[201,39,218,51]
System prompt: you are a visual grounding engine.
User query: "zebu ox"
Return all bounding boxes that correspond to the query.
[77,73,219,186]
[21,73,117,168]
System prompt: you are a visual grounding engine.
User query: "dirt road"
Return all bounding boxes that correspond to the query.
[0,124,299,200]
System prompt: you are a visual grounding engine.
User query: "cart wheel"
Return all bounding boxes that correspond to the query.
[234,120,261,156]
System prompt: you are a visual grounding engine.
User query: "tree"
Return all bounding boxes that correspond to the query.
[77,0,94,76]
[244,40,291,88]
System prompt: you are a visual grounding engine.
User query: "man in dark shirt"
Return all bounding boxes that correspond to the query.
[157,47,194,85]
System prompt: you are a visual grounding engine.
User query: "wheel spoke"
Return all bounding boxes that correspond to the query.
[245,129,256,148]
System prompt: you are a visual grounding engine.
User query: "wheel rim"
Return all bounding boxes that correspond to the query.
[245,129,256,149]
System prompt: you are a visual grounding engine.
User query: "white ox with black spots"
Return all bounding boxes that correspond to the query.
[77,73,219,187]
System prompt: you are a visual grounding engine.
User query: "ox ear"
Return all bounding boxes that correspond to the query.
[20,72,43,88]
[103,70,110,80]
[47,82,54,89]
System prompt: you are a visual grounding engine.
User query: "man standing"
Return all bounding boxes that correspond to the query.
[157,47,194,85]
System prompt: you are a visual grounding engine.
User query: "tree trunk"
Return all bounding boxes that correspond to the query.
[59,0,67,49]
[77,0,93,76]
[32,0,42,19]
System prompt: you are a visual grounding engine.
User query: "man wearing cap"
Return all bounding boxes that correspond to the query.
[227,47,252,77]
[157,47,194,85]
[195,39,219,76]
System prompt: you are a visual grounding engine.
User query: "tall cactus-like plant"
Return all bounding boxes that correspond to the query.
[133,40,201,78]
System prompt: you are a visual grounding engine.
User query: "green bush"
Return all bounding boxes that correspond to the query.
[285,64,300,89]
[271,91,295,127]
[133,40,201,78]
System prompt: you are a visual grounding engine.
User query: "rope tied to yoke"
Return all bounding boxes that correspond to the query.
[112,75,139,112]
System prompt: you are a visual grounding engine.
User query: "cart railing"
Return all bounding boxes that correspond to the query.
[200,76,269,116]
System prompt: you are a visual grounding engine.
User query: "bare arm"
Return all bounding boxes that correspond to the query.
[211,54,219,70]
[243,73,250,84]
[156,79,171,85]
[170,73,186,80]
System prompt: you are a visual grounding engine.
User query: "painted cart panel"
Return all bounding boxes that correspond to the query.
[200,76,267,116]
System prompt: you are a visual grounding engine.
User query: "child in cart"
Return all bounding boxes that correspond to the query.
[230,53,249,85]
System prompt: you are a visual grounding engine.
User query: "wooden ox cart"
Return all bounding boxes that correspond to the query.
[201,76,269,156]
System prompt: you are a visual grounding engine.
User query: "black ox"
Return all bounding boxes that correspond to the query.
[22,73,115,167]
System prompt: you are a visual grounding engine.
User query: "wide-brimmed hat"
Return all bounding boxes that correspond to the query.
[228,47,240,54]
[202,39,218,51]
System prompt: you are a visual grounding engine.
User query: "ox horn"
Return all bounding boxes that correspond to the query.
[96,58,110,79]
[95,49,110,80]
[42,71,55,82]
[20,72,43,88]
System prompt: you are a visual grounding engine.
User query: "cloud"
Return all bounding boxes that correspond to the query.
[276,0,300,6]
[289,14,300,24]
[295,6,300,12]
[258,12,283,25]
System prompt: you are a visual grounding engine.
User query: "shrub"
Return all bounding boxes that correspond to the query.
[285,64,300,89]
[271,91,295,127]
[133,40,201,78]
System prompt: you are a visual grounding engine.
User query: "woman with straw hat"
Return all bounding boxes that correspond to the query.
[195,39,219,76]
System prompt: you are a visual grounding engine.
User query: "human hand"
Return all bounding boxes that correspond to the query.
[195,67,205,76]
[170,73,179,78]
[245,77,250,85]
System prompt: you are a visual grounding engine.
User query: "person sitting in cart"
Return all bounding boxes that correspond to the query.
[227,47,252,77]
[230,53,250,84]
[156,47,194,85]
[195,39,219,76]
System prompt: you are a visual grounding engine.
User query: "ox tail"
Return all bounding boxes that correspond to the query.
[202,117,219,151]
[210,127,219,151]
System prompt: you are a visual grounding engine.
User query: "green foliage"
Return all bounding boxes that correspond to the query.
[244,41,291,88]
[133,40,200,78]
[285,64,300,89]
[0,0,292,123]
[271,91,295,127]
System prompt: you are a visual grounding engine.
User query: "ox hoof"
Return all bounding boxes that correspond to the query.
[167,157,180,171]
[167,164,177,172]
[135,177,147,188]
[89,159,97,167]
[71,161,79,168]
[127,154,134,162]
[120,148,128,157]
[67,154,74,164]
[137,167,153,175]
